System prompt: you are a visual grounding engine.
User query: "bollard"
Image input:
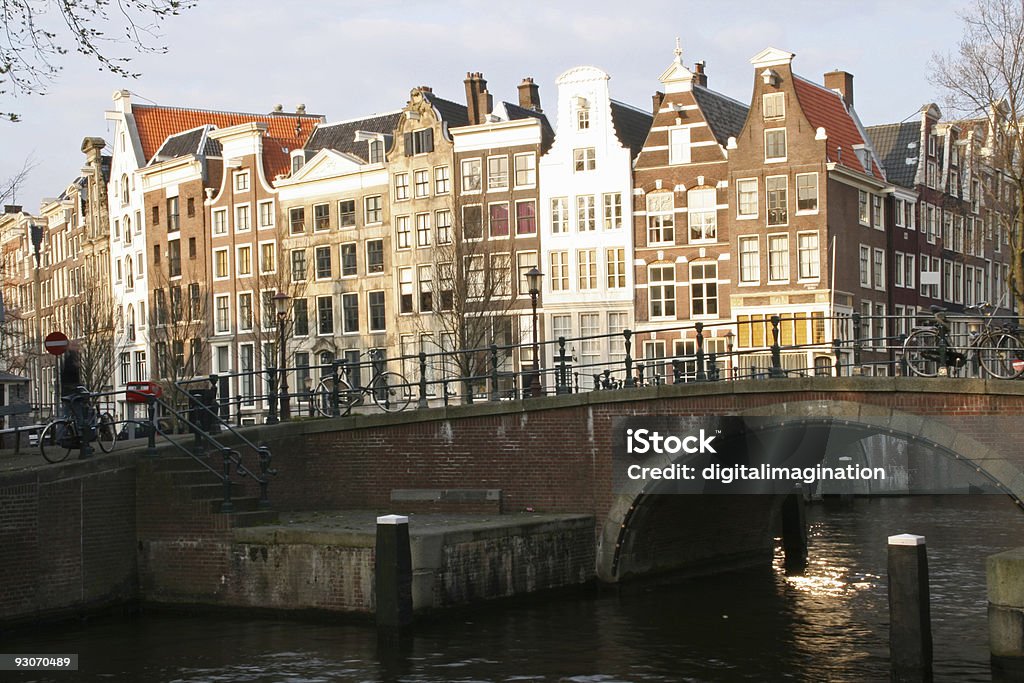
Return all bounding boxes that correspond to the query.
[146,397,158,457]
[987,547,1024,679]
[695,323,706,381]
[623,329,635,388]
[888,533,932,681]
[417,352,428,409]
[376,514,413,631]
[769,315,784,378]
[852,313,863,375]
[781,492,807,574]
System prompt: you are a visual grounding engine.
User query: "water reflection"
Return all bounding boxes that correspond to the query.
[5,496,1023,682]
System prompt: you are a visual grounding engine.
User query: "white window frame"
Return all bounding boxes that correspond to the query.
[764,128,787,162]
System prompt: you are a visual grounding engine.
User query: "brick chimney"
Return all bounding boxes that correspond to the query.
[652,91,666,116]
[693,61,708,87]
[464,72,493,125]
[3,205,22,215]
[824,70,854,109]
[518,77,542,112]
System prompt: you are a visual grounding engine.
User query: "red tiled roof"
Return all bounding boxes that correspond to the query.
[792,77,883,178]
[132,105,322,178]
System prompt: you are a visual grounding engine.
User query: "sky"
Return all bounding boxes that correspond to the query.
[1,0,972,209]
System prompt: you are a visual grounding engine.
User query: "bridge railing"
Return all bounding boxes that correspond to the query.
[168,311,1023,424]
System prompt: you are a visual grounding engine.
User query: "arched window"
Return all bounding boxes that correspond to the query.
[124,215,132,244]
[125,255,134,289]
[126,304,136,341]
[575,97,590,130]
[368,139,384,164]
[121,174,129,204]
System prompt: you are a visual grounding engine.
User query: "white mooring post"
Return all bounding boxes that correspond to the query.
[376,514,412,632]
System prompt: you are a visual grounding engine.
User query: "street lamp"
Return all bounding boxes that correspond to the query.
[525,267,543,397]
[724,330,735,380]
[273,291,291,421]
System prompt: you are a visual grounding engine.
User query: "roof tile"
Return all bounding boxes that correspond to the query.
[792,77,882,177]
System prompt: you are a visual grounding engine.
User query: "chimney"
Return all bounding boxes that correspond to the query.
[824,70,854,109]
[464,72,492,125]
[652,91,666,116]
[693,61,708,87]
[518,77,542,112]
[296,103,306,115]
[4,205,22,215]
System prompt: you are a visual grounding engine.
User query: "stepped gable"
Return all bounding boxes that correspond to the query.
[609,100,654,160]
[303,111,403,160]
[792,75,883,177]
[132,104,323,177]
[866,121,921,188]
[691,86,748,146]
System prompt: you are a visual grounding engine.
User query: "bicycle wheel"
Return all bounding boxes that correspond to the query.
[311,377,356,417]
[903,328,941,378]
[979,332,1024,379]
[96,412,117,453]
[371,372,412,412]
[40,419,75,464]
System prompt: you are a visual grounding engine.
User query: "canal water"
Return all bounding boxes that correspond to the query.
[7,496,1024,682]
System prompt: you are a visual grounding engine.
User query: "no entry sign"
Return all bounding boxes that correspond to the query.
[44,331,69,356]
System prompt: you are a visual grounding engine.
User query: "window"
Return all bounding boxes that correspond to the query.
[238,293,253,331]
[235,204,250,232]
[873,249,885,290]
[434,166,450,194]
[215,294,230,333]
[489,254,512,297]
[167,197,180,231]
[406,128,433,155]
[578,249,597,290]
[739,236,760,283]
[551,197,569,234]
[368,291,386,332]
[394,173,410,200]
[905,254,915,290]
[416,213,431,247]
[488,156,509,190]
[237,245,252,277]
[573,147,596,172]
[214,248,229,279]
[342,294,358,333]
[152,205,159,226]
[188,283,201,319]
[293,298,309,336]
[602,193,622,230]
[737,178,758,218]
[134,351,146,383]
[291,249,307,282]
[340,243,357,276]
[313,203,329,231]
[796,173,818,212]
[289,207,305,234]
[687,188,717,242]
[365,195,382,224]
[168,239,181,277]
[213,209,227,236]
[798,232,819,279]
[648,265,676,318]
[396,215,411,248]
[234,171,249,192]
[368,139,384,164]
[873,195,883,229]
[766,176,787,226]
[646,192,675,244]
[690,263,718,317]
[489,203,510,238]
[765,128,787,160]
[316,296,334,335]
[462,159,482,192]
[516,200,536,235]
[514,153,536,187]
[859,245,871,287]
[926,161,938,189]
[576,195,595,232]
[550,251,569,291]
[366,240,384,273]
[418,265,433,312]
[763,92,785,119]
[516,251,538,295]
[895,199,905,227]
[669,127,690,165]
[259,200,274,228]
[120,353,131,385]
[315,246,332,279]
[895,253,906,287]
[607,248,626,289]
[576,101,590,130]
[768,234,789,282]
[463,205,482,239]
[438,262,454,310]
[414,170,430,198]
[436,210,452,244]
[399,268,414,313]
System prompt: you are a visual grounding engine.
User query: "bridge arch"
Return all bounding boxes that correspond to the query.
[598,400,1024,582]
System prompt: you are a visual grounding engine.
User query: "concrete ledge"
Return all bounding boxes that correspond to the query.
[391,488,501,502]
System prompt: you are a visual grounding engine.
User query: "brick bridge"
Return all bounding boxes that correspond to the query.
[252,376,1024,582]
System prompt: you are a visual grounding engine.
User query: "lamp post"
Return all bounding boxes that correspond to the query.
[725,330,735,380]
[525,267,543,397]
[273,291,291,421]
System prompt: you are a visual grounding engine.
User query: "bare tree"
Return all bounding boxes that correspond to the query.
[0,156,36,204]
[930,0,1024,317]
[1,0,196,122]
[147,264,209,391]
[73,282,119,392]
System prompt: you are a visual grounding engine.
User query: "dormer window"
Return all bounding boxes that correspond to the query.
[576,97,590,130]
[368,139,384,164]
[763,93,785,119]
[291,152,305,174]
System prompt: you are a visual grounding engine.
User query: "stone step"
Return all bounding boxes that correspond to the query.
[188,482,243,499]
[153,455,211,472]
[170,469,226,486]
[204,495,263,513]
[229,509,280,528]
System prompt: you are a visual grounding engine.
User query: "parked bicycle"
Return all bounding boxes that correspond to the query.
[309,351,412,416]
[902,303,1023,379]
[40,387,117,463]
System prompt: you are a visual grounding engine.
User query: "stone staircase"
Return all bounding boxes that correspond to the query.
[155,454,278,527]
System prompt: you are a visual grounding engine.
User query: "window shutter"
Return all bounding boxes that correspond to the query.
[423,128,434,153]
[404,132,413,156]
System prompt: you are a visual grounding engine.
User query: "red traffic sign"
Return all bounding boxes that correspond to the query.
[44,331,69,356]
[126,381,163,403]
